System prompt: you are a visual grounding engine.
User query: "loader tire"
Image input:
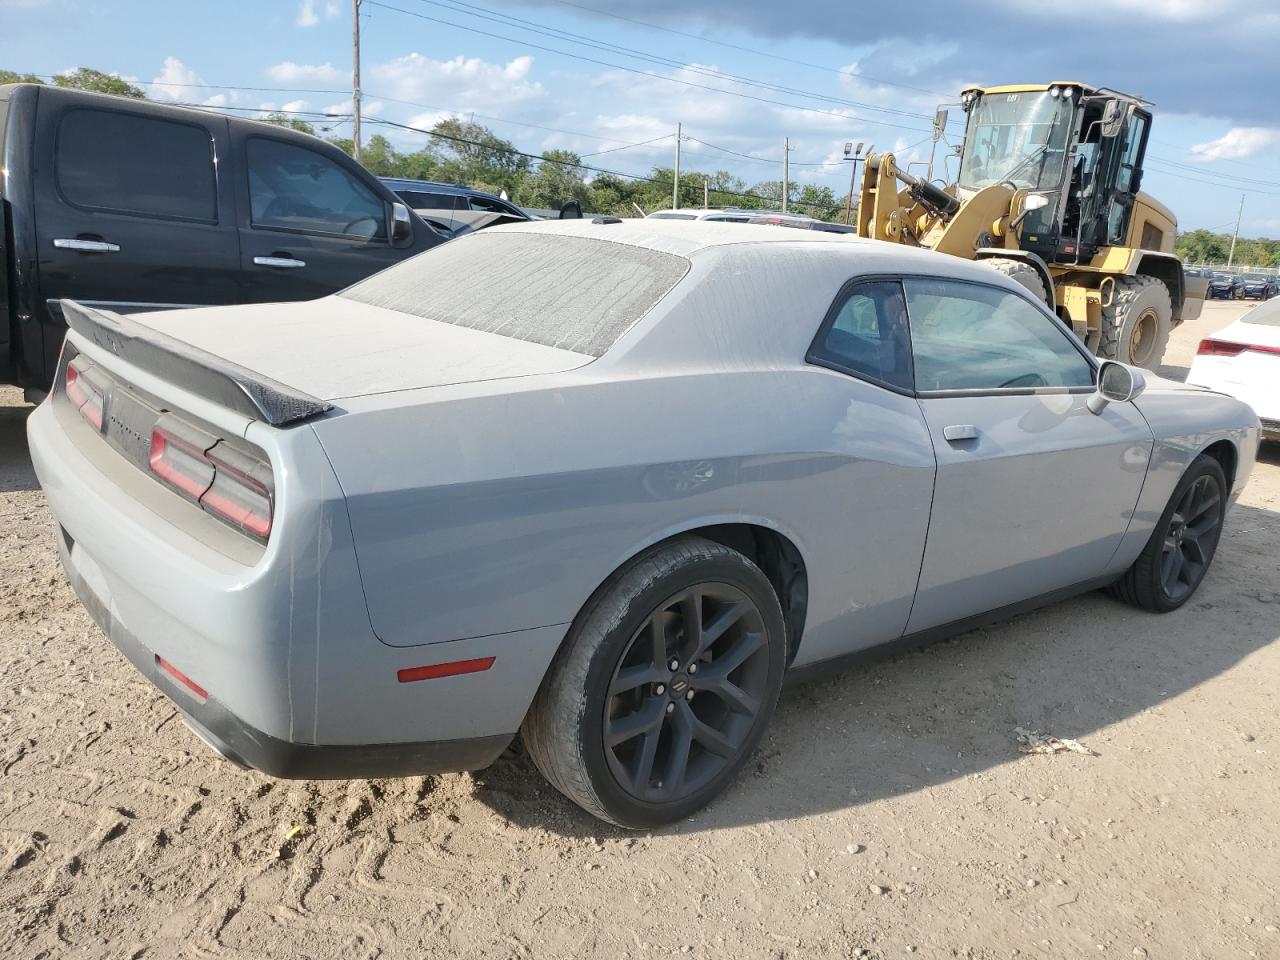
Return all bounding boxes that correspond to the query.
[983,257,1051,306]
[1098,276,1172,370]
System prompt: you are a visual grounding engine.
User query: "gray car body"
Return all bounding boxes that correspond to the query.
[27,221,1261,773]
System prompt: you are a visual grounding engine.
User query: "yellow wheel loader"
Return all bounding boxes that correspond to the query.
[856,82,1204,369]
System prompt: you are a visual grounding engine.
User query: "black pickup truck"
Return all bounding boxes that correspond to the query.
[0,83,442,398]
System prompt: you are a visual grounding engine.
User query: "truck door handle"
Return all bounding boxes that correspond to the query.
[254,256,306,269]
[943,424,979,442]
[53,238,120,253]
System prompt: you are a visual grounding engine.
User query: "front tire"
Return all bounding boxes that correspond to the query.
[1109,455,1227,612]
[523,537,787,828]
[982,257,1051,306]
[1098,275,1172,370]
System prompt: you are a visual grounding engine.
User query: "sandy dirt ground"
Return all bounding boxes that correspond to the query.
[1,300,1277,960]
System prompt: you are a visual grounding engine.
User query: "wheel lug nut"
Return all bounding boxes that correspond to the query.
[654,684,665,696]
[688,663,698,674]
[686,690,695,701]
[669,659,680,671]
[666,702,675,714]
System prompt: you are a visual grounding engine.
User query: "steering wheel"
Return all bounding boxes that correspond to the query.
[343,214,379,238]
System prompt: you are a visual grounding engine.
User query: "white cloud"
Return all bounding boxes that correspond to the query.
[266,61,349,85]
[296,0,340,27]
[1190,127,1280,161]
[146,57,227,107]
[368,53,542,109]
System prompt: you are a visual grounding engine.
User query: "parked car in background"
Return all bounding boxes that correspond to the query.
[748,214,858,234]
[0,83,441,398]
[1241,274,1277,300]
[1188,296,1280,440]
[1207,272,1245,300]
[380,177,531,238]
[646,207,805,223]
[29,221,1258,828]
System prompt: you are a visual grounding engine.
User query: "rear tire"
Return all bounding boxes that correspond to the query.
[1098,275,1172,370]
[522,537,786,828]
[1109,455,1227,613]
[982,257,1051,306]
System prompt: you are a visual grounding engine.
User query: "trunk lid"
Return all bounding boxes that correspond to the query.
[122,296,595,403]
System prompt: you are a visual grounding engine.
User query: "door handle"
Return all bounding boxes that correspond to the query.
[943,424,979,442]
[253,256,306,269]
[53,238,120,253]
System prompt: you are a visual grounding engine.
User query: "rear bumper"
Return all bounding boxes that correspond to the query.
[58,535,511,777]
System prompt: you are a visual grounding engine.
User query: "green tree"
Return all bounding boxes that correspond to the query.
[0,69,42,85]
[52,67,145,99]
[260,113,318,136]
[428,118,529,191]
[516,149,592,210]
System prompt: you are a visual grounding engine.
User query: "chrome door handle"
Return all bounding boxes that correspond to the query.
[253,256,306,269]
[53,238,120,253]
[943,424,979,442]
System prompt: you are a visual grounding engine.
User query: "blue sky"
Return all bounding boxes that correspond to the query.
[4,0,1279,234]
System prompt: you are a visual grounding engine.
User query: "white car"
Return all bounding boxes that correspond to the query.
[1187,299,1280,440]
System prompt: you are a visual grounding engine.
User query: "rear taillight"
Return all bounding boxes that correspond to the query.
[1197,339,1246,357]
[1198,338,1280,358]
[65,360,107,431]
[149,416,274,541]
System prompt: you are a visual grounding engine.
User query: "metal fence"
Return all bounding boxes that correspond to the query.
[1186,262,1280,277]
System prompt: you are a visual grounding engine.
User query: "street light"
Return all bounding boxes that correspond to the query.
[842,141,865,226]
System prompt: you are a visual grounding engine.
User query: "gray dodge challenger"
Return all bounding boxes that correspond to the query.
[28,220,1260,827]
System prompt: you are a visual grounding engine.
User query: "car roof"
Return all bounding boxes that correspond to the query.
[490,218,1035,287]
[378,177,509,203]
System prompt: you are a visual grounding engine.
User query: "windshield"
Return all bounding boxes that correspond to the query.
[1244,275,1267,281]
[959,91,1074,191]
[1213,273,1234,280]
[1244,299,1280,326]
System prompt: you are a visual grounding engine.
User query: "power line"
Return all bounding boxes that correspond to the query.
[540,0,951,98]
[409,0,949,127]
[363,0,946,137]
[579,134,674,158]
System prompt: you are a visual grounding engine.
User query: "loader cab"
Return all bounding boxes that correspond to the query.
[957,83,1152,265]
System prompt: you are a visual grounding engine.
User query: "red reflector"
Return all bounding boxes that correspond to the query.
[397,656,496,683]
[156,655,209,700]
[1197,338,1246,357]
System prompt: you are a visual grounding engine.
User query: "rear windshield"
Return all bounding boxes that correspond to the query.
[1243,299,1280,326]
[648,212,698,220]
[339,231,690,357]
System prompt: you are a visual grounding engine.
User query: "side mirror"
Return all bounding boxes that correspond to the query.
[932,108,948,142]
[1101,100,1126,139]
[559,199,583,220]
[391,201,414,244]
[1088,360,1146,414]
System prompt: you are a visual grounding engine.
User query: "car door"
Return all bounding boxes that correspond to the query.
[236,133,409,302]
[903,276,1153,634]
[31,96,240,386]
[797,278,936,663]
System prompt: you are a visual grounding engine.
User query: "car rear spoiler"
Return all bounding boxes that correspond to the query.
[60,300,333,427]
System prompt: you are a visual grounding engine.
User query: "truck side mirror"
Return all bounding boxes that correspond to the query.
[932,108,948,142]
[1101,100,1125,138]
[391,201,413,245]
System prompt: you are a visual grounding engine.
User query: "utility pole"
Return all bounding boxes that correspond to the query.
[1227,193,1245,267]
[842,141,865,226]
[782,137,790,213]
[703,178,709,209]
[672,122,681,209]
[352,0,362,163]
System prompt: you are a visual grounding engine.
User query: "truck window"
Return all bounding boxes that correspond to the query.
[247,138,387,240]
[56,109,217,221]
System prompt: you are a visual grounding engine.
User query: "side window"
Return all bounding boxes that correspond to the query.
[399,191,462,211]
[809,280,913,391]
[56,109,216,221]
[905,279,1094,392]
[468,195,515,215]
[247,138,387,240]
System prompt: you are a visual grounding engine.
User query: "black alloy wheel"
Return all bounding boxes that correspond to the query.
[1159,473,1222,603]
[602,583,770,803]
